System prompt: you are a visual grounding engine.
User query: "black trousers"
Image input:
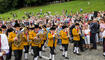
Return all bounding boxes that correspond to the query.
[6,47,12,60]
[32,46,39,57]
[74,41,80,47]
[103,38,105,52]
[50,47,55,55]
[24,45,29,53]
[39,45,43,51]
[14,50,22,60]
[90,33,97,49]
[79,36,85,51]
[44,40,46,44]
[42,40,46,47]
[39,40,46,51]
[62,44,68,51]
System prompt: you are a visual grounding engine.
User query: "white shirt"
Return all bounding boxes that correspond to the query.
[102,30,105,38]
[84,29,90,35]
[0,34,9,56]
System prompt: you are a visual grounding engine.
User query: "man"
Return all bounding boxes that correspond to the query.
[59,26,69,59]
[48,26,57,60]
[0,26,9,60]
[41,25,47,51]
[29,25,42,60]
[23,27,29,60]
[72,23,81,55]
[90,19,99,49]
[8,23,24,60]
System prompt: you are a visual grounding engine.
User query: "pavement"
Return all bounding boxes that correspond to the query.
[9,43,105,60]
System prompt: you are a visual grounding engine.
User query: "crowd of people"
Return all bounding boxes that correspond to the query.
[0,10,105,60]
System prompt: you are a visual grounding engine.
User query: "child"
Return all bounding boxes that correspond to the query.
[72,23,81,55]
[83,24,90,49]
[59,26,69,59]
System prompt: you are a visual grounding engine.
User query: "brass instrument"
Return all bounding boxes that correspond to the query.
[53,29,59,44]
[33,32,43,45]
[22,28,29,42]
[14,28,27,47]
[54,29,60,40]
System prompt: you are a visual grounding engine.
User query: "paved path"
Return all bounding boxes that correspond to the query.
[10,44,105,60]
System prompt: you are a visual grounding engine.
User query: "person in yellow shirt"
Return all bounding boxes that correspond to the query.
[42,25,47,51]
[8,23,24,60]
[23,27,29,60]
[59,25,69,59]
[72,23,81,55]
[48,26,57,60]
[28,26,35,55]
[29,25,42,60]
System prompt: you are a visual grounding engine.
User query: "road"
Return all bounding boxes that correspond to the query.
[9,43,105,60]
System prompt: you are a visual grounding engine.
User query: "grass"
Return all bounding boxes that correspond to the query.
[0,0,105,20]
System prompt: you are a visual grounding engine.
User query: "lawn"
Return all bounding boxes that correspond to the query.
[0,0,105,20]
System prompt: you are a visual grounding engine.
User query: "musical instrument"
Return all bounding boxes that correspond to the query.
[33,32,43,45]
[14,28,27,47]
[52,29,59,44]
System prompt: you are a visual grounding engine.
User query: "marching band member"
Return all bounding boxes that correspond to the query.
[48,26,57,60]
[38,26,44,58]
[0,26,9,60]
[29,24,35,55]
[8,23,24,60]
[59,26,69,59]
[42,25,47,51]
[72,23,81,55]
[29,25,42,60]
[23,27,29,60]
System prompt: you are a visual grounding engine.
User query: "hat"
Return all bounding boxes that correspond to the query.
[53,25,57,28]
[7,28,14,32]
[34,25,39,28]
[62,26,67,29]
[1,25,6,29]
[29,27,34,30]
[29,25,35,29]
[50,26,56,30]
[14,23,20,27]
[75,23,79,26]
[42,25,46,28]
